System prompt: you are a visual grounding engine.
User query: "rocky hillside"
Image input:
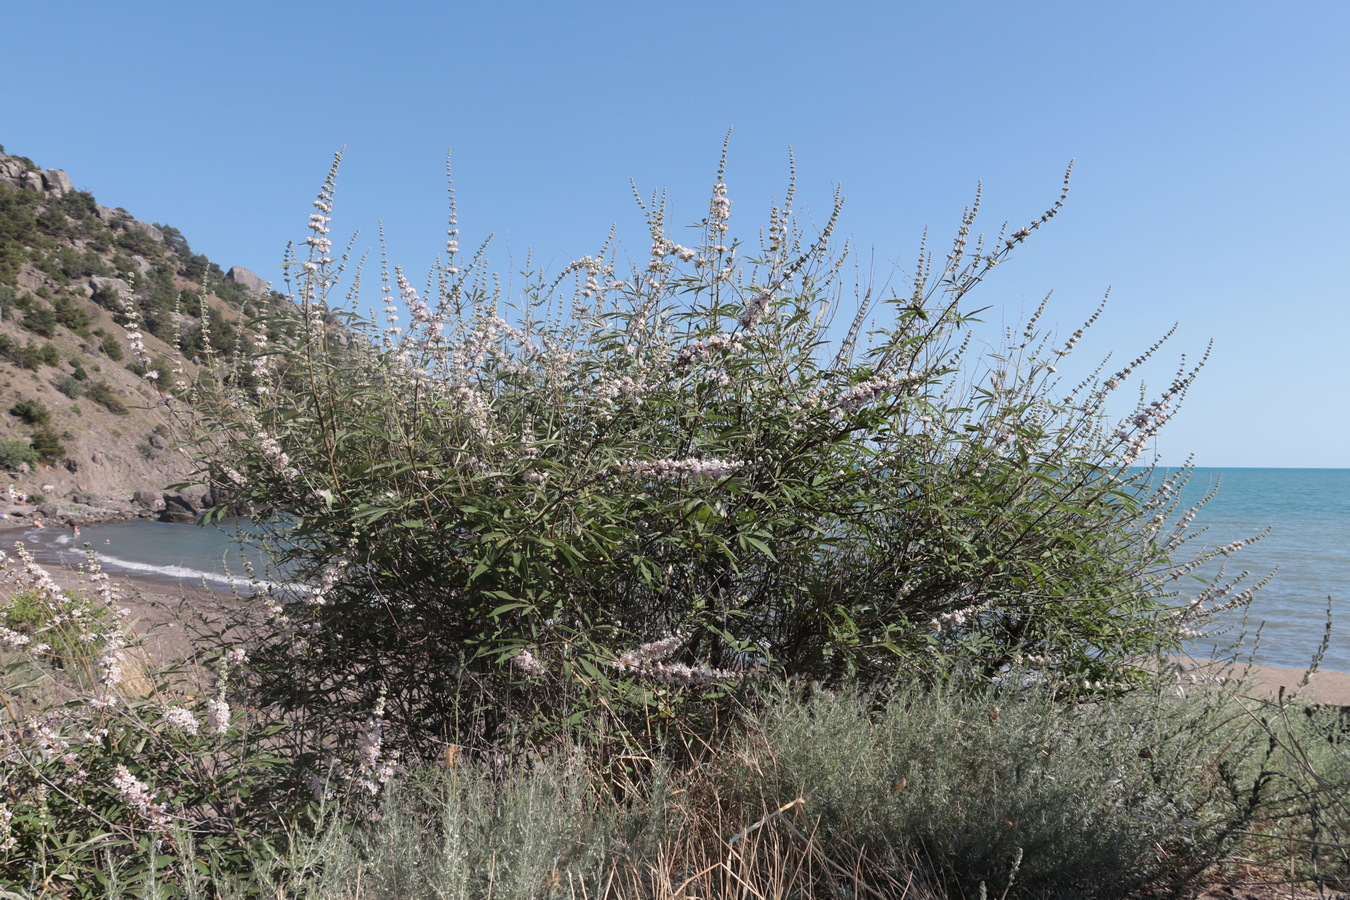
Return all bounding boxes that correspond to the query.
[0,143,281,525]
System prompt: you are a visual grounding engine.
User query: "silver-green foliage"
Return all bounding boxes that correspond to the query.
[736,678,1270,899]
[220,760,676,900]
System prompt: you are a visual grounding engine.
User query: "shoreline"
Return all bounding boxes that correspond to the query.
[1,516,250,663]
[1168,655,1350,708]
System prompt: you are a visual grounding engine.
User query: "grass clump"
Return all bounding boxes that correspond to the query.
[732,678,1269,898]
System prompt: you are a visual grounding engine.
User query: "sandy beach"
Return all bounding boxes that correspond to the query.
[1,522,252,664]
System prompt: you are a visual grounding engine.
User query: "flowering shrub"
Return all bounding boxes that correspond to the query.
[168,144,1259,754]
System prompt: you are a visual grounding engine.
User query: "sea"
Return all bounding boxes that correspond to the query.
[6,468,1348,671]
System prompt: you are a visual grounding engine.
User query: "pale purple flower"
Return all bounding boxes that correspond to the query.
[615,457,740,481]
[204,698,230,735]
[349,694,395,795]
[0,803,14,853]
[835,373,921,412]
[738,288,773,329]
[162,706,199,736]
[614,635,681,668]
[0,626,29,649]
[112,764,170,831]
[709,182,731,234]
[512,649,546,677]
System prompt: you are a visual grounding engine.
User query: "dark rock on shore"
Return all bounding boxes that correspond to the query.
[158,484,212,523]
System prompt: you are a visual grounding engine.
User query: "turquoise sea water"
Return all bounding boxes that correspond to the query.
[1146,468,1350,671]
[7,468,1348,670]
[12,518,289,594]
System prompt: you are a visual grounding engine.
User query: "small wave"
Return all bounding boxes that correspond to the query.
[91,552,292,594]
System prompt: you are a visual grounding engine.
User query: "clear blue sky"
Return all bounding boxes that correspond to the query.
[3,1,1346,467]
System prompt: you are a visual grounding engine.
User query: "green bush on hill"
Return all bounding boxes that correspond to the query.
[9,398,51,426]
[0,437,38,469]
[85,379,128,414]
[96,328,125,361]
[28,425,65,462]
[21,303,57,337]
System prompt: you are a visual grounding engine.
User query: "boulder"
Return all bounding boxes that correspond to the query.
[89,275,133,301]
[0,159,23,188]
[123,219,163,243]
[225,265,270,296]
[133,489,163,511]
[159,484,212,523]
[20,171,43,192]
[94,204,120,224]
[42,169,73,195]
[159,494,200,523]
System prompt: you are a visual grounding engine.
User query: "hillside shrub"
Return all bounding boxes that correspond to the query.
[29,426,64,462]
[52,292,92,333]
[166,148,1259,759]
[9,398,50,426]
[54,373,84,399]
[86,379,129,414]
[21,304,57,338]
[114,226,158,256]
[11,341,45,371]
[0,437,38,469]
[90,281,123,311]
[14,340,65,369]
[96,328,125,360]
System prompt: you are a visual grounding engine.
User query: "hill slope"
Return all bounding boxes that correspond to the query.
[0,143,281,523]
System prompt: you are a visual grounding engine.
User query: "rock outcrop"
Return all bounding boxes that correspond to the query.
[0,154,74,197]
[225,266,269,297]
[123,219,164,243]
[42,169,73,196]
